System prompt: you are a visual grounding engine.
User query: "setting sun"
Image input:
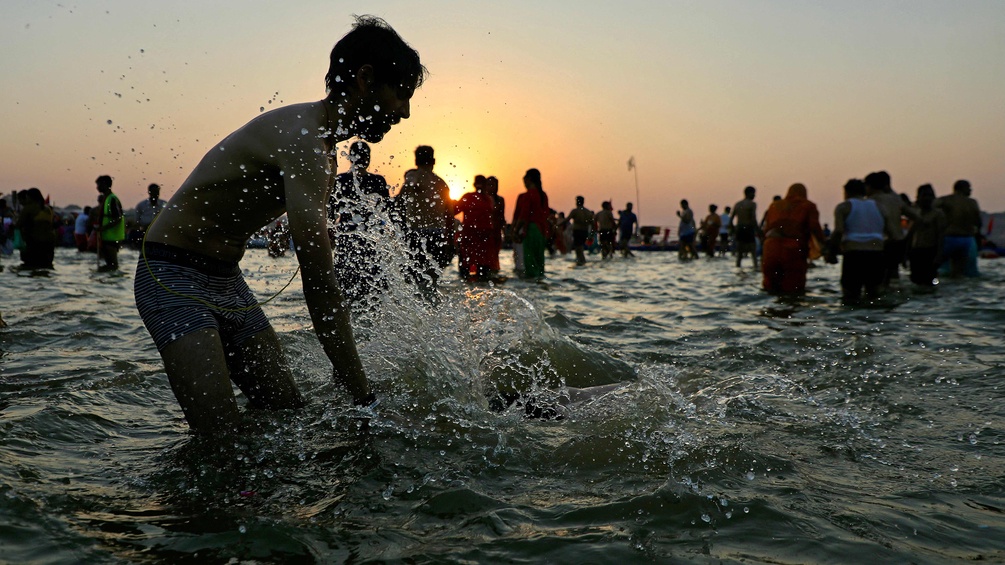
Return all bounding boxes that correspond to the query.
[441,171,474,202]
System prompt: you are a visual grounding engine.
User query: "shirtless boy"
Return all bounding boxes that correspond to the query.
[134,16,426,432]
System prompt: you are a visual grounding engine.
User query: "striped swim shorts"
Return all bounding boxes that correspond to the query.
[134,242,270,352]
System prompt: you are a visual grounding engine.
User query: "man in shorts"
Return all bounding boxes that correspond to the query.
[135,16,426,432]
[730,186,759,269]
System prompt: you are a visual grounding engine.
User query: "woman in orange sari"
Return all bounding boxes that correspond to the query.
[761,183,825,295]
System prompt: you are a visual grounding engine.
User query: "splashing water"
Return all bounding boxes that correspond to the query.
[0,222,1003,562]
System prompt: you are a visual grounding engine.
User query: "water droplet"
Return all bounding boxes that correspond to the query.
[373,104,381,112]
[746,471,755,481]
[238,525,247,534]
[301,128,309,135]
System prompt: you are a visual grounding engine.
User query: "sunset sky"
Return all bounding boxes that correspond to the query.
[2,0,1003,226]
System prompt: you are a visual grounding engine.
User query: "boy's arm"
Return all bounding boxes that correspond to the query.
[283,148,370,404]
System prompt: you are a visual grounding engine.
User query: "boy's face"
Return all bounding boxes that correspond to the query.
[355,83,412,142]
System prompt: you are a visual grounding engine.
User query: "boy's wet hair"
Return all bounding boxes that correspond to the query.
[326,15,428,98]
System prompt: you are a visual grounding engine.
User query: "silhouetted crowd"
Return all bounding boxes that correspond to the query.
[1,178,169,273]
[661,171,990,304]
[3,163,992,311]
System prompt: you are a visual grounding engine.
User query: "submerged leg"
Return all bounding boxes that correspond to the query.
[226,326,305,411]
[160,328,241,432]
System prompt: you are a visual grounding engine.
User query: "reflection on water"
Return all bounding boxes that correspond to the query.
[0,246,1003,563]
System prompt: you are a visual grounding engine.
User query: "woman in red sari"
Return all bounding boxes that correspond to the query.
[512,169,550,279]
[761,183,825,295]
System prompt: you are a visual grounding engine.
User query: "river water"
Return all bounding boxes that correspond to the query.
[1,244,1002,563]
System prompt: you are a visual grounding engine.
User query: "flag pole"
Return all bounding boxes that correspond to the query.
[627,156,640,226]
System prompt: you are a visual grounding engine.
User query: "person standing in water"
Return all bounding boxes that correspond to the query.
[14,188,56,271]
[760,183,825,295]
[485,176,505,276]
[512,169,550,279]
[135,183,167,233]
[134,16,426,432]
[73,206,92,252]
[936,179,983,278]
[96,175,125,272]
[595,201,617,260]
[395,145,454,297]
[826,179,887,303]
[730,186,759,269]
[618,202,637,257]
[676,199,698,260]
[567,196,595,266]
[328,140,391,306]
[906,184,946,287]
[865,171,917,287]
[454,175,497,281]
[718,205,732,257]
[700,204,721,258]
[131,183,167,246]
